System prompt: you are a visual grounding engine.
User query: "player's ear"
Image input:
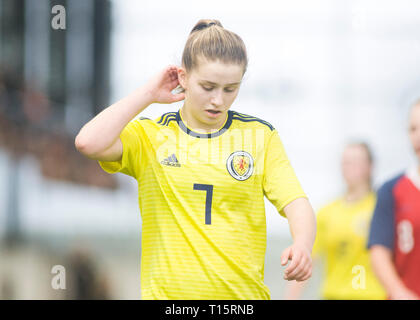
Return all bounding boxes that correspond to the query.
[177,67,188,91]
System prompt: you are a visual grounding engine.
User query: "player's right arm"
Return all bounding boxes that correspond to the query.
[75,65,185,161]
[283,207,325,299]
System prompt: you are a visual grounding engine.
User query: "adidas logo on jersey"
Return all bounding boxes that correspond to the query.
[161,153,181,167]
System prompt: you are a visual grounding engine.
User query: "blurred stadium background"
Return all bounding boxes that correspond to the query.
[0,0,419,299]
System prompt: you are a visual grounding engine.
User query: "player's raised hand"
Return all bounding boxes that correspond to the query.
[281,242,312,282]
[144,65,185,104]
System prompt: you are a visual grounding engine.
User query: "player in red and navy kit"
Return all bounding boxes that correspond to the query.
[368,100,420,300]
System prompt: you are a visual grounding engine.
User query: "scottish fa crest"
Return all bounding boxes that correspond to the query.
[226,151,254,181]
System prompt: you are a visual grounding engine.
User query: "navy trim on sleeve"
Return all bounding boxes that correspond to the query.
[367,173,404,251]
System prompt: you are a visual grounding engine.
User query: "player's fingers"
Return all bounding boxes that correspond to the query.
[285,256,306,279]
[281,247,292,266]
[286,253,311,279]
[288,266,306,281]
[297,269,312,282]
[291,264,312,281]
[284,251,303,275]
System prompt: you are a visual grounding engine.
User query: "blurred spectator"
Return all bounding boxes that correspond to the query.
[22,83,51,126]
[0,66,117,189]
[65,247,111,300]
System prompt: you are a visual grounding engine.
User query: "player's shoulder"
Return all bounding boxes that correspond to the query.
[378,172,405,194]
[123,116,151,132]
[229,110,275,132]
[155,111,178,126]
[131,111,178,127]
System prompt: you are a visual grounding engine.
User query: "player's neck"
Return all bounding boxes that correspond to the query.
[180,105,227,134]
[344,183,371,204]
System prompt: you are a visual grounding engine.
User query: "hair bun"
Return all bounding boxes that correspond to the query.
[190,19,223,34]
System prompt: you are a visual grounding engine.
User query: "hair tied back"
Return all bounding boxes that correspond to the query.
[190,19,223,34]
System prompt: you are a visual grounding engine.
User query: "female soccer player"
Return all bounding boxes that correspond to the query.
[75,19,316,300]
[285,142,386,299]
[368,100,420,300]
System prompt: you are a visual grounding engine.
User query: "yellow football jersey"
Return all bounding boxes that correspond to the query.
[313,192,386,300]
[98,108,307,300]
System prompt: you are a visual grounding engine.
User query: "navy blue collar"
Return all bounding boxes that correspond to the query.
[176,109,233,139]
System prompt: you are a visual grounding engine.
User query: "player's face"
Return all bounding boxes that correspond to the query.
[178,57,244,132]
[341,145,372,188]
[409,104,420,162]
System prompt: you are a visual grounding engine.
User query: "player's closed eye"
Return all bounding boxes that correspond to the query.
[201,86,236,93]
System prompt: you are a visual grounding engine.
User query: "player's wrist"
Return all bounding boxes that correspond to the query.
[136,85,156,106]
[292,239,313,254]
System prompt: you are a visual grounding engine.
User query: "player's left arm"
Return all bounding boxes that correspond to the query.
[281,197,316,282]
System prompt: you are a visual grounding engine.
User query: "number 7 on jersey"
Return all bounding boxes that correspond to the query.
[193,184,213,225]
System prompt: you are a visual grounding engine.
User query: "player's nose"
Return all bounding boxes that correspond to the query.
[210,89,224,107]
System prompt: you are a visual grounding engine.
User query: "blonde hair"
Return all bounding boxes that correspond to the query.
[175,19,248,93]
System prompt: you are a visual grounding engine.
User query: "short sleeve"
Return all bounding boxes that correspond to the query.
[263,130,307,218]
[98,119,144,179]
[367,177,400,251]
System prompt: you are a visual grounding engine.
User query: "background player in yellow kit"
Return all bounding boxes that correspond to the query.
[285,142,386,299]
[75,19,316,300]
